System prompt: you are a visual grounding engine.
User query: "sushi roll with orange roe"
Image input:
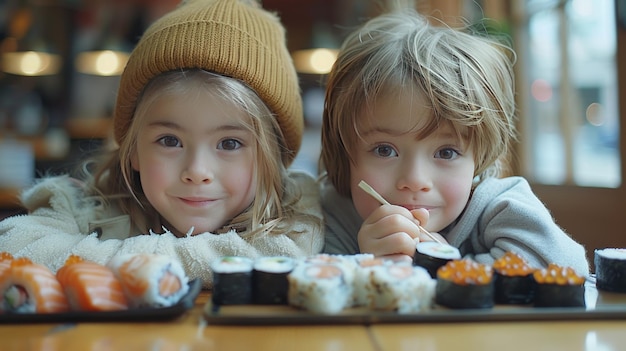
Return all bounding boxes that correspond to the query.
[435,259,494,309]
[56,255,129,312]
[493,252,537,304]
[0,257,69,313]
[533,263,585,308]
[108,254,189,308]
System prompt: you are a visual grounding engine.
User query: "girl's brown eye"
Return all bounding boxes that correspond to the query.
[158,136,181,147]
[435,148,459,160]
[374,145,397,158]
[218,138,242,150]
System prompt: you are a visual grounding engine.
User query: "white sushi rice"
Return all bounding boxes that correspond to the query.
[108,254,189,308]
[253,257,294,273]
[595,248,626,260]
[352,257,390,307]
[416,241,461,260]
[366,263,436,314]
[287,262,352,314]
[211,256,254,274]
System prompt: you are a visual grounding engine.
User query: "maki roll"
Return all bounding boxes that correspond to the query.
[211,256,254,306]
[493,251,536,304]
[252,256,295,305]
[353,256,388,307]
[287,262,351,314]
[0,257,70,313]
[413,241,461,278]
[533,263,585,308]
[304,254,358,304]
[366,263,435,313]
[56,255,129,312]
[594,248,626,293]
[435,259,494,309]
[108,253,189,308]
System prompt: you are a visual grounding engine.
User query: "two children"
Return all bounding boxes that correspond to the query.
[0,2,590,285]
[0,0,323,288]
[320,9,589,275]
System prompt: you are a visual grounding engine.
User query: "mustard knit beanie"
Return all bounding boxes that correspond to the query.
[113,0,303,165]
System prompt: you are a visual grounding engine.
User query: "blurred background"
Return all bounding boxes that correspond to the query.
[0,0,624,266]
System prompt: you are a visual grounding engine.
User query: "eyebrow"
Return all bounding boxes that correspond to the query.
[146,120,249,133]
[360,125,462,143]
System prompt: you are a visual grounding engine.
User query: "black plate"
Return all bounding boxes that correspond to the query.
[0,278,202,324]
[203,280,626,325]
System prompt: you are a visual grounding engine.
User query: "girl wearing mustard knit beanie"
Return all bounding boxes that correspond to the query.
[0,0,324,288]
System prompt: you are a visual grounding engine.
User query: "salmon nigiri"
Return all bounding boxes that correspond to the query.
[0,257,69,313]
[107,254,189,308]
[56,255,129,312]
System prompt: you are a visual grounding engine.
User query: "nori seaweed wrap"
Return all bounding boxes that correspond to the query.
[493,252,536,304]
[211,256,254,305]
[252,256,295,305]
[435,259,494,309]
[413,241,461,278]
[533,263,585,308]
[595,248,626,293]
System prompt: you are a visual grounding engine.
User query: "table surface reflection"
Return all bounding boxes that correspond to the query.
[1,289,626,351]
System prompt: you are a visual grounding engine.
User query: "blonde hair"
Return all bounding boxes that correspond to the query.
[321,9,517,197]
[87,69,315,237]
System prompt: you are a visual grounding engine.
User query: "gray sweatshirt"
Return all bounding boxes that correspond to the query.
[321,175,590,276]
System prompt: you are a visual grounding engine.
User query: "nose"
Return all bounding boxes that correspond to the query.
[397,157,432,192]
[181,149,213,184]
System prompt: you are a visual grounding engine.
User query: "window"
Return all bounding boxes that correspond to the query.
[519,0,619,187]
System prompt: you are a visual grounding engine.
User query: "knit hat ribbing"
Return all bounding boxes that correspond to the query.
[113,0,303,165]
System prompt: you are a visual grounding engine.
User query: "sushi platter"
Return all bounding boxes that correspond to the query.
[202,250,626,326]
[0,278,202,324]
[0,253,202,324]
[203,278,626,325]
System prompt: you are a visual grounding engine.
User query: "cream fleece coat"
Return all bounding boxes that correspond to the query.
[0,171,324,288]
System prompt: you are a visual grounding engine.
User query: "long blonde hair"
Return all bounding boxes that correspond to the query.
[321,9,517,197]
[86,69,316,237]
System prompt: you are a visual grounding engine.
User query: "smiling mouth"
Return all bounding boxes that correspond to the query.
[400,205,432,211]
[179,197,216,206]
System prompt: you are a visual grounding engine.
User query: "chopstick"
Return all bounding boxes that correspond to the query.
[357,180,443,244]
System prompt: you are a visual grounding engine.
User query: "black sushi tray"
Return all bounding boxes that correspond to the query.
[0,278,202,324]
[203,278,626,325]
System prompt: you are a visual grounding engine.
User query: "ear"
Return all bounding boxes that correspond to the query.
[131,149,140,171]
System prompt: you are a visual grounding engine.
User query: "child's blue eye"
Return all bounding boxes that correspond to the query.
[435,148,460,160]
[158,136,181,147]
[373,144,397,158]
[218,138,243,150]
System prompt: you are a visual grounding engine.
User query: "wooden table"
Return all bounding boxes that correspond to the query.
[2,290,626,351]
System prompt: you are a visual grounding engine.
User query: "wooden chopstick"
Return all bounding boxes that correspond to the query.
[357,180,443,244]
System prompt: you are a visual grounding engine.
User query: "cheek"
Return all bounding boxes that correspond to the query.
[223,159,256,198]
[139,161,171,190]
[439,173,474,214]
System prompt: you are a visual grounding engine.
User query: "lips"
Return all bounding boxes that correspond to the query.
[399,205,432,211]
[178,196,217,207]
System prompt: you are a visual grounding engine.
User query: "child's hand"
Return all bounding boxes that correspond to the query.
[409,208,448,244]
[357,204,425,259]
